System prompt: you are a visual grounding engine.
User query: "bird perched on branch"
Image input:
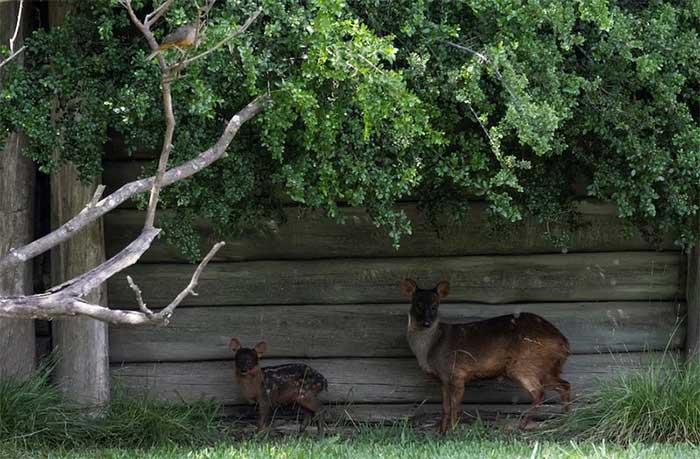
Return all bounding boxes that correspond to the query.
[147,22,198,60]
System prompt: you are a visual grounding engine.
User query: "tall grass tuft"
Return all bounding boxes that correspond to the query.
[96,388,224,448]
[0,363,90,447]
[0,365,225,449]
[561,357,700,443]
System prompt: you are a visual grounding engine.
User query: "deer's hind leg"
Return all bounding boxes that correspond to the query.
[544,375,571,413]
[297,395,324,436]
[508,371,544,429]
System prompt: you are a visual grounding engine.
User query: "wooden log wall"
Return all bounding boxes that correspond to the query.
[104,157,686,421]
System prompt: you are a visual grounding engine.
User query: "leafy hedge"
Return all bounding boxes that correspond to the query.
[1,0,698,257]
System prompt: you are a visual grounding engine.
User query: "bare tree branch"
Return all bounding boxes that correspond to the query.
[121,0,168,73]
[47,228,160,298]
[0,96,267,275]
[0,1,26,72]
[0,45,25,71]
[9,0,24,54]
[445,40,488,63]
[144,0,174,28]
[176,7,262,69]
[127,275,153,316]
[146,240,225,324]
[120,0,175,229]
[89,184,106,207]
[0,241,224,325]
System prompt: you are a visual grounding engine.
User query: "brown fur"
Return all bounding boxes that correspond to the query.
[401,279,571,433]
[229,338,327,433]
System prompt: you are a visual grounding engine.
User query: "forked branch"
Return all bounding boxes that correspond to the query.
[176,7,262,69]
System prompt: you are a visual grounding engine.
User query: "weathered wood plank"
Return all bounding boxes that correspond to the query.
[222,403,563,423]
[105,203,677,262]
[109,302,685,362]
[108,252,682,307]
[110,352,676,405]
[0,0,36,379]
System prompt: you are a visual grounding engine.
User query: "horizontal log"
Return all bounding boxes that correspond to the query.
[107,252,682,307]
[104,203,677,262]
[109,302,685,362]
[222,402,563,424]
[110,352,676,406]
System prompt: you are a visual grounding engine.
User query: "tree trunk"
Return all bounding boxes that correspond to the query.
[0,0,36,379]
[49,1,110,410]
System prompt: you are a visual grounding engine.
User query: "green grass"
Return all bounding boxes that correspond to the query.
[556,358,700,443]
[1,425,699,459]
[5,353,700,457]
[0,363,87,448]
[0,365,224,449]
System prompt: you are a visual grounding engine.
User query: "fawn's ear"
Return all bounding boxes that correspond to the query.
[254,341,267,357]
[229,338,241,353]
[400,279,417,300]
[434,280,450,299]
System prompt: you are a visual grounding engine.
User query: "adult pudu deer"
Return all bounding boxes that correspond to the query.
[229,339,328,434]
[400,279,571,433]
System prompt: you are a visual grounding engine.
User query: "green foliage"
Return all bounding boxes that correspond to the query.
[559,357,700,444]
[0,365,223,449]
[2,0,700,252]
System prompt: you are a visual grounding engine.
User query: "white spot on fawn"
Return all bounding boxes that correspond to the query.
[523,337,543,346]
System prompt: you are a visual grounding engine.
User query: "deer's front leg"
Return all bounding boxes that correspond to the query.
[439,382,451,433]
[256,397,272,433]
[449,378,465,430]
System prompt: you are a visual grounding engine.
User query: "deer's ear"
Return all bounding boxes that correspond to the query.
[400,279,417,300]
[435,281,450,299]
[254,341,267,357]
[229,338,241,353]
